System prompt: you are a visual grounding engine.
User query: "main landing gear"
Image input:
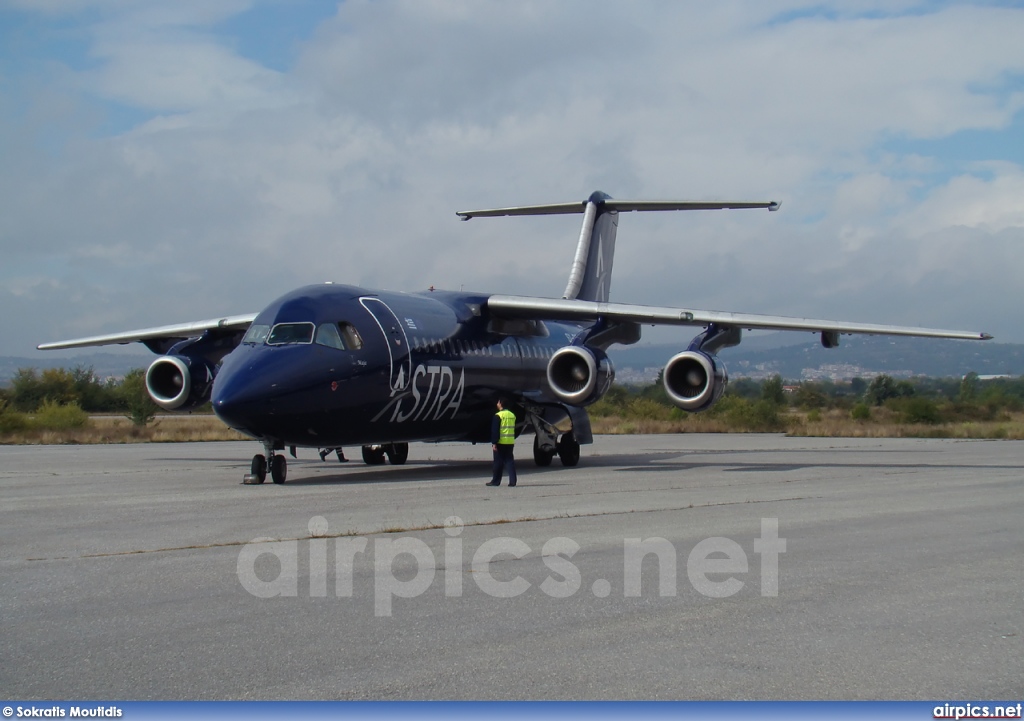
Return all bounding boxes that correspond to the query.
[244,440,286,485]
[360,443,409,466]
[529,408,582,468]
[532,430,580,467]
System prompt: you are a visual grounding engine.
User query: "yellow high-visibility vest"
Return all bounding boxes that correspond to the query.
[497,409,516,444]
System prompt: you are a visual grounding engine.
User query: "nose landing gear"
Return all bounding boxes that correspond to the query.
[244,440,287,484]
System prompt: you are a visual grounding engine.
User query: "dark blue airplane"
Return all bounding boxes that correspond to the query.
[39,192,991,484]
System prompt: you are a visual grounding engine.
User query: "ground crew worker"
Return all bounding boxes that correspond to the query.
[486,397,517,487]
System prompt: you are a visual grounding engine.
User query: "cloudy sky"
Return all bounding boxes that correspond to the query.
[2,0,1023,360]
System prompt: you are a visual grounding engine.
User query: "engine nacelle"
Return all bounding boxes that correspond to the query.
[546,346,614,406]
[145,355,215,411]
[663,350,728,412]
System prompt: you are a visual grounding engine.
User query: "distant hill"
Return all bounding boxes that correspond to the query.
[607,336,1024,383]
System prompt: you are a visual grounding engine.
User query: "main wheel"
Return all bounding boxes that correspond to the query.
[271,454,287,484]
[557,433,580,467]
[250,454,267,483]
[361,445,387,465]
[385,442,409,465]
[533,435,555,467]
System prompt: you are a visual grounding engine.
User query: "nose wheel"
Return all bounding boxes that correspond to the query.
[244,441,287,484]
[248,454,267,483]
[270,454,287,483]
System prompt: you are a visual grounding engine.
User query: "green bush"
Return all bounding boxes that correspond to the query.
[713,396,786,431]
[0,401,30,434]
[626,397,674,421]
[851,403,872,421]
[726,378,762,401]
[34,401,90,430]
[120,369,158,427]
[888,397,942,425]
[793,384,828,409]
[866,375,915,406]
[10,366,122,413]
[761,375,787,406]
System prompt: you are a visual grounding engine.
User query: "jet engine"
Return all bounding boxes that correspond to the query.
[662,350,728,412]
[546,346,614,406]
[145,355,215,411]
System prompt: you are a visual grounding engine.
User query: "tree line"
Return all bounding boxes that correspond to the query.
[589,371,1024,431]
[0,367,159,430]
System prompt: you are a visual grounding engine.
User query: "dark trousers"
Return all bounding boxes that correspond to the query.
[491,444,517,486]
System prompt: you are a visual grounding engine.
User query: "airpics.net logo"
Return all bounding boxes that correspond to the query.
[236,516,786,617]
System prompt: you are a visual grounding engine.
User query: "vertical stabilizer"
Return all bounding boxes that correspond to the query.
[563,191,618,303]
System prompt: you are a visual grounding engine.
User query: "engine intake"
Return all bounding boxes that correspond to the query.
[146,355,214,411]
[663,350,728,412]
[546,346,613,406]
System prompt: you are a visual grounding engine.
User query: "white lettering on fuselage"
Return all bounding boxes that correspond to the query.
[372,364,465,424]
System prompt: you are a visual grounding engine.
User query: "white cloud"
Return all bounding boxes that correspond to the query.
[2,0,1024,356]
[895,165,1024,235]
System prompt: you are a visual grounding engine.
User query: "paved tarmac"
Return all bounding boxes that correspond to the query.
[1,435,1022,700]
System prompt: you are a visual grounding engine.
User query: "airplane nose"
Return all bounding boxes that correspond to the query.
[212,348,322,434]
[211,370,269,432]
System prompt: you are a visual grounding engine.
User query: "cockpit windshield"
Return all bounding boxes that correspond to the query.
[242,324,270,345]
[267,322,315,345]
[243,321,362,349]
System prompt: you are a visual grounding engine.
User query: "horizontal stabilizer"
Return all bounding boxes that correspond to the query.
[457,199,778,220]
[460,191,782,305]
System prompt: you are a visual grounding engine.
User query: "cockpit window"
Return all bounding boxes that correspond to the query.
[242,324,271,345]
[315,323,345,350]
[267,322,315,345]
[341,323,364,350]
[314,322,364,350]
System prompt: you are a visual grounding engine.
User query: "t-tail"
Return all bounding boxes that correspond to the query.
[457,191,779,303]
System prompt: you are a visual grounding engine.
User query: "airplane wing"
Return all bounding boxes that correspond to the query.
[36,313,258,351]
[486,295,992,341]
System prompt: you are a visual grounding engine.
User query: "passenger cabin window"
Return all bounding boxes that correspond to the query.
[242,324,271,345]
[487,318,550,337]
[267,322,315,345]
[314,322,364,350]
